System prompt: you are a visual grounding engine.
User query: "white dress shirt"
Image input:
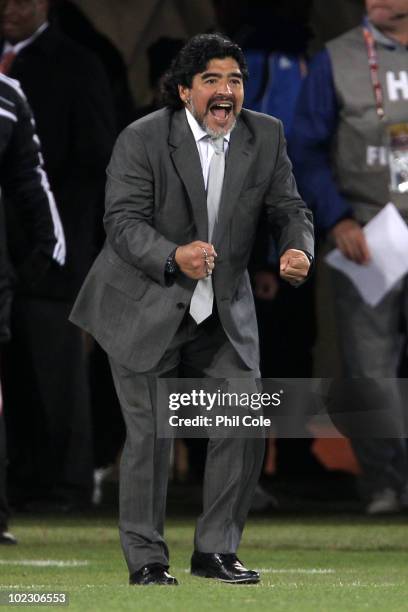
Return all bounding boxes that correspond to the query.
[185,108,230,190]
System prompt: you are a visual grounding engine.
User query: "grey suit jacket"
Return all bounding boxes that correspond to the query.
[70,107,314,372]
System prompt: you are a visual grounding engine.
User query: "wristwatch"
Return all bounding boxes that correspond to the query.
[303,250,314,277]
[165,248,179,275]
[303,251,314,265]
[165,248,179,285]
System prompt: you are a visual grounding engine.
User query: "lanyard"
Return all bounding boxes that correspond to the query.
[363,26,386,119]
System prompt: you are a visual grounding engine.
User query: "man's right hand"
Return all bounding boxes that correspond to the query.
[330,219,371,264]
[175,241,217,279]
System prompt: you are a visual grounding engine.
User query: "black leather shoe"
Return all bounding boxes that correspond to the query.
[191,552,260,584]
[0,531,17,545]
[129,563,178,585]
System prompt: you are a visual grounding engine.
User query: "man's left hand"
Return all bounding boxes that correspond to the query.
[279,249,311,286]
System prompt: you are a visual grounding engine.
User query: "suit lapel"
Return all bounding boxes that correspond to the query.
[213,117,253,249]
[169,110,208,241]
[168,110,253,246]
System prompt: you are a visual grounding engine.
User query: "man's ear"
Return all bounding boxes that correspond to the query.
[178,84,190,105]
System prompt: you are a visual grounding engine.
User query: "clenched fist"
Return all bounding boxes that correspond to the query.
[175,241,217,280]
[280,249,311,285]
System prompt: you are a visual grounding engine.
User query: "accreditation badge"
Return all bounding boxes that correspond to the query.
[388,123,408,194]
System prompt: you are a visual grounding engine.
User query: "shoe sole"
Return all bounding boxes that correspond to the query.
[191,570,259,584]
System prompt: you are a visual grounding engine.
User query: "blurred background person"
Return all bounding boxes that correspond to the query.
[290,0,408,514]
[0,71,65,539]
[48,0,136,477]
[134,36,184,119]
[0,0,115,511]
[0,211,11,543]
[0,196,13,543]
[308,0,365,54]
[49,0,135,131]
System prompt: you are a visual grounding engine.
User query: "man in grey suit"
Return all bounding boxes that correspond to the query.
[70,33,314,586]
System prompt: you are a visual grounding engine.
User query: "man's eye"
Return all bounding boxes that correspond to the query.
[205,79,217,84]
[230,79,242,86]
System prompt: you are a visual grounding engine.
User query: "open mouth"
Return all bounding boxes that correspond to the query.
[209,101,233,122]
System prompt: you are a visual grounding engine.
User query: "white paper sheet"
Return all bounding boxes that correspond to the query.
[325,203,408,306]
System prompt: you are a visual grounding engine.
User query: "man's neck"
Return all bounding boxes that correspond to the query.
[377,20,408,46]
[4,21,48,54]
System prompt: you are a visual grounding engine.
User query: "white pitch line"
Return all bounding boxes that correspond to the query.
[183,568,335,574]
[0,560,89,567]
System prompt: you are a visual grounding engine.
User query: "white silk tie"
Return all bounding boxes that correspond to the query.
[189,137,225,324]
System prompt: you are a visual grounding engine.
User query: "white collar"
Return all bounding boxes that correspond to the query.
[3,21,49,55]
[185,107,231,143]
[365,17,407,50]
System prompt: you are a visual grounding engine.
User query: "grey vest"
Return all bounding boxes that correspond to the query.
[327,26,408,223]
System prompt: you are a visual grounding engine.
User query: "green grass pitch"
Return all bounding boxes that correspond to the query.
[0,514,407,611]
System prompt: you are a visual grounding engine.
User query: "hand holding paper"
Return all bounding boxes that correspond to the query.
[325,203,408,307]
[330,218,371,264]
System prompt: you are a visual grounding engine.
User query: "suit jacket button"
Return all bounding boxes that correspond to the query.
[177,302,185,309]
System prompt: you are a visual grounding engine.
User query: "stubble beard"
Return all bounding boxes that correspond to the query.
[189,99,237,139]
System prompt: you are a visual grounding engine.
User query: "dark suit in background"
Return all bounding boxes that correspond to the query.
[0,196,11,536]
[0,198,10,536]
[1,22,115,509]
[0,72,65,538]
[50,0,135,132]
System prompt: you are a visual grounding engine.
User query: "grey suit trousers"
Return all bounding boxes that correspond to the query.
[109,310,264,574]
[331,269,408,499]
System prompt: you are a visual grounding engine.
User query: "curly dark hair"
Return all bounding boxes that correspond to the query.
[161,33,248,110]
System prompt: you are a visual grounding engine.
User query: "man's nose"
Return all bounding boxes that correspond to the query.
[217,80,232,95]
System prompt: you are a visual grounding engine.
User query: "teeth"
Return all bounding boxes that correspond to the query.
[211,102,232,108]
